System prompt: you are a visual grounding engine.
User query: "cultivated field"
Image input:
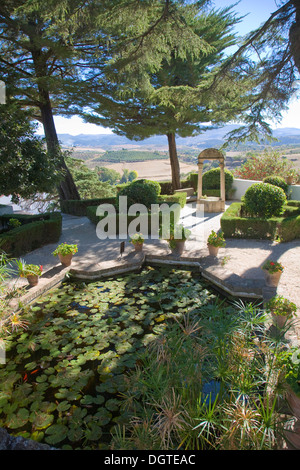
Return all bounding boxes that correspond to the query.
[96,159,199,181]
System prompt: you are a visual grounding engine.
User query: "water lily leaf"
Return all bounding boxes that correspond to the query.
[105,398,120,412]
[84,350,100,361]
[30,411,54,430]
[56,401,71,412]
[94,408,112,426]
[54,388,82,401]
[68,425,83,442]
[45,424,68,445]
[30,430,45,442]
[84,421,103,441]
[6,408,29,429]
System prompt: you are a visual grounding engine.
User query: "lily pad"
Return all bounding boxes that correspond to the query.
[6,408,29,429]
[30,411,54,430]
[45,424,68,445]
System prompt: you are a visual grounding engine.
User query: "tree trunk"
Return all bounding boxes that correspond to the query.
[39,95,80,201]
[167,133,181,191]
[290,2,300,75]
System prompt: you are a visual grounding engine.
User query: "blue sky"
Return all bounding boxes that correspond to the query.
[38,0,300,135]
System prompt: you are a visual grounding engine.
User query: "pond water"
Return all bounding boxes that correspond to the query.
[0,266,223,449]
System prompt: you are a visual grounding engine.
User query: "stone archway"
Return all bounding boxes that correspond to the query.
[197,148,225,212]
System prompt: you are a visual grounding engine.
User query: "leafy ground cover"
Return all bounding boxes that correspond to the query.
[0,266,218,449]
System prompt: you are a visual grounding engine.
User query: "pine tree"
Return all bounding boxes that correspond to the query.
[211,0,300,144]
[1,0,203,198]
[81,3,248,190]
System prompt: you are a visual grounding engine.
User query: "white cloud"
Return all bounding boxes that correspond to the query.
[36,115,113,135]
[271,99,300,129]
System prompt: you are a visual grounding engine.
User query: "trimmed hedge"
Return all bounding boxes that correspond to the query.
[0,212,62,256]
[158,192,187,208]
[87,194,183,235]
[60,197,117,216]
[221,201,300,241]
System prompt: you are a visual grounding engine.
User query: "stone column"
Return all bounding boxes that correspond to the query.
[197,161,203,203]
[220,160,225,202]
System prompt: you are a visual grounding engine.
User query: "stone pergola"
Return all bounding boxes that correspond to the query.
[197,148,225,212]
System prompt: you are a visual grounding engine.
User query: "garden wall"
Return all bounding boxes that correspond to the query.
[232,178,300,201]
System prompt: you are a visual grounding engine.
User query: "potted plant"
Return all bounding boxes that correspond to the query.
[262,259,284,287]
[129,233,144,252]
[266,295,297,329]
[286,169,297,185]
[16,260,43,287]
[207,230,226,256]
[278,347,300,418]
[160,223,191,256]
[52,242,78,266]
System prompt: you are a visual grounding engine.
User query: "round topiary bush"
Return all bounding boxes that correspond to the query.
[263,175,289,196]
[202,167,234,192]
[117,179,161,210]
[243,182,287,219]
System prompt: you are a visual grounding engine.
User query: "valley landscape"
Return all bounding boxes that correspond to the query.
[59,124,300,181]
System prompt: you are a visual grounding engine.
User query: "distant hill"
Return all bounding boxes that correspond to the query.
[56,125,300,151]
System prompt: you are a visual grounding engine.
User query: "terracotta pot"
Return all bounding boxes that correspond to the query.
[58,253,73,266]
[133,242,143,252]
[171,240,185,256]
[271,312,289,329]
[208,244,219,256]
[286,387,300,420]
[263,270,282,287]
[26,274,39,287]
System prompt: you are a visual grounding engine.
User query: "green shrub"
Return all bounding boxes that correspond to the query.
[189,173,198,191]
[117,179,161,210]
[0,212,62,256]
[243,182,287,219]
[202,167,234,191]
[60,197,117,216]
[263,175,289,196]
[159,181,173,195]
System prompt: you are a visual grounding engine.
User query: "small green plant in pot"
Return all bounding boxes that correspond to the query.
[16,259,43,287]
[129,233,144,251]
[160,223,191,256]
[207,230,226,256]
[266,295,297,329]
[262,260,284,287]
[52,243,78,267]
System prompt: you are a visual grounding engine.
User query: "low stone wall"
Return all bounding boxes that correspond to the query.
[232,178,300,201]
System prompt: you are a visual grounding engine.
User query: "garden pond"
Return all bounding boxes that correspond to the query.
[0,265,228,449]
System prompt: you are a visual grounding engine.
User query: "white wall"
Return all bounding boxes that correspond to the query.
[232,178,300,201]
